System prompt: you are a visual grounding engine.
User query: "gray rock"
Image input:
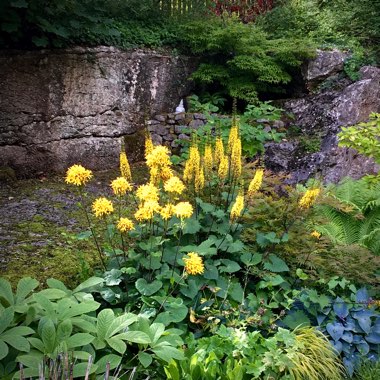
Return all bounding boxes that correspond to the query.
[151,133,163,145]
[147,119,160,125]
[175,125,187,134]
[175,112,186,121]
[0,47,198,177]
[178,133,190,141]
[189,119,205,129]
[154,114,166,122]
[193,113,207,120]
[303,49,349,89]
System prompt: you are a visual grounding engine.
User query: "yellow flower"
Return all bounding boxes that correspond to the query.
[299,188,321,209]
[92,197,114,218]
[183,252,204,275]
[65,164,93,186]
[227,124,239,154]
[110,177,132,196]
[204,143,213,175]
[160,203,175,220]
[174,201,193,219]
[164,176,185,194]
[183,144,200,184]
[195,166,205,193]
[218,155,229,181]
[311,230,321,239]
[230,192,244,222]
[134,200,161,221]
[145,132,154,159]
[230,136,242,178]
[146,145,171,169]
[120,151,132,182]
[117,217,134,232]
[247,169,264,197]
[136,183,159,202]
[160,166,173,182]
[214,137,225,167]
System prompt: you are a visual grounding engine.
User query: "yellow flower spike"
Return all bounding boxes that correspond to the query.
[145,132,154,159]
[110,177,132,196]
[247,169,264,197]
[311,230,321,239]
[204,143,213,175]
[299,188,321,209]
[120,151,132,182]
[117,217,134,232]
[92,197,114,218]
[231,136,242,178]
[164,176,185,195]
[174,201,193,220]
[160,203,175,220]
[218,154,229,181]
[160,166,173,182]
[65,164,93,186]
[136,183,160,202]
[184,144,201,184]
[195,166,205,193]
[214,137,225,167]
[183,252,204,275]
[227,124,239,154]
[230,192,244,222]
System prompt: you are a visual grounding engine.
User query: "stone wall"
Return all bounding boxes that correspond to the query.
[0,47,197,177]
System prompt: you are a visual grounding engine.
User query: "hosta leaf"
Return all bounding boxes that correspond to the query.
[333,297,349,319]
[365,332,380,344]
[326,322,344,341]
[356,341,370,355]
[135,279,163,296]
[352,310,372,333]
[341,332,353,343]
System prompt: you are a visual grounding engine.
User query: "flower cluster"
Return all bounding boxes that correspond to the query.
[299,188,321,209]
[120,151,132,182]
[310,230,321,239]
[247,169,264,197]
[183,252,204,275]
[65,164,93,186]
[136,183,160,202]
[117,217,134,232]
[92,197,114,218]
[230,192,244,222]
[111,177,132,196]
[174,202,193,220]
[164,176,185,195]
[146,145,173,184]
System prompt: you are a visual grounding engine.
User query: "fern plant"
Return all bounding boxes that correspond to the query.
[316,178,380,254]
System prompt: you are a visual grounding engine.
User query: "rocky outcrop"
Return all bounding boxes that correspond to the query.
[0,47,197,177]
[265,64,380,183]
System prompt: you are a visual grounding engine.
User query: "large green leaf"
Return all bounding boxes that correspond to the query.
[60,300,100,319]
[0,307,14,334]
[95,354,121,374]
[0,340,9,361]
[40,319,56,354]
[106,312,137,338]
[67,333,94,349]
[151,344,184,362]
[106,337,126,354]
[120,331,151,344]
[138,352,153,368]
[135,279,163,296]
[2,335,30,352]
[0,279,13,306]
[16,277,39,302]
[96,309,115,340]
[263,254,289,273]
[218,259,241,273]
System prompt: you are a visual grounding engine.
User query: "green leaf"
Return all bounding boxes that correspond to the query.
[76,230,92,240]
[60,300,100,319]
[38,288,68,299]
[41,319,56,354]
[106,313,137,338]
[138,352,153,368]
[263,254,289,273]
[2,335,30,352]
[95,354,121,374]
[67,333,94,349]
[219,259,241,273]
[16,277,39,302]
[155,302,188,325]
[0,341,9,361]
[47,279,68,292]
[203,263,219,280]
[28,338,44,353]
[183,218,202,234]
[32,36,49,47]
[282,310,311,330]
[135,279,163,296]
[229,282,244,303]
[149,323,165,345]
[56,319,72,341]
[225,240,245,253]
[241,252,262,266]
[96,309,115,340]
[121,331,151,344]
[17,351,44,369]
[11,0,28,8]
[0,308,14,334]
[0,279,13,306]
[106,337,126,354]
[104,269,123,286]
[152,345,184,362]
[34,294,55,316]
[73,277,104,293]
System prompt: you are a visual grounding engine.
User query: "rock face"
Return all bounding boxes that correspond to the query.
[0,47,197,177]
[265,64,380,183]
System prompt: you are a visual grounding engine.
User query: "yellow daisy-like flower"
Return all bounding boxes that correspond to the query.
[110,177,132,196]
[134,200,161,221]
[214,137,225,167]
[160,203,175,220]
[120,151,132,182]
[164,176,185,194]
[311,230,321,239]
[247,169,264,197]
[117,217,134,232]
[145,132,154,159]
[230,193,244,222]
[136,183,159,202]
[218,155,229,181]
[299,188,321,209]
[92,197,114,218]
[183,252,204,275]
[174,201,193,219]
[65,164,93,186]
[146,145,171,169]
